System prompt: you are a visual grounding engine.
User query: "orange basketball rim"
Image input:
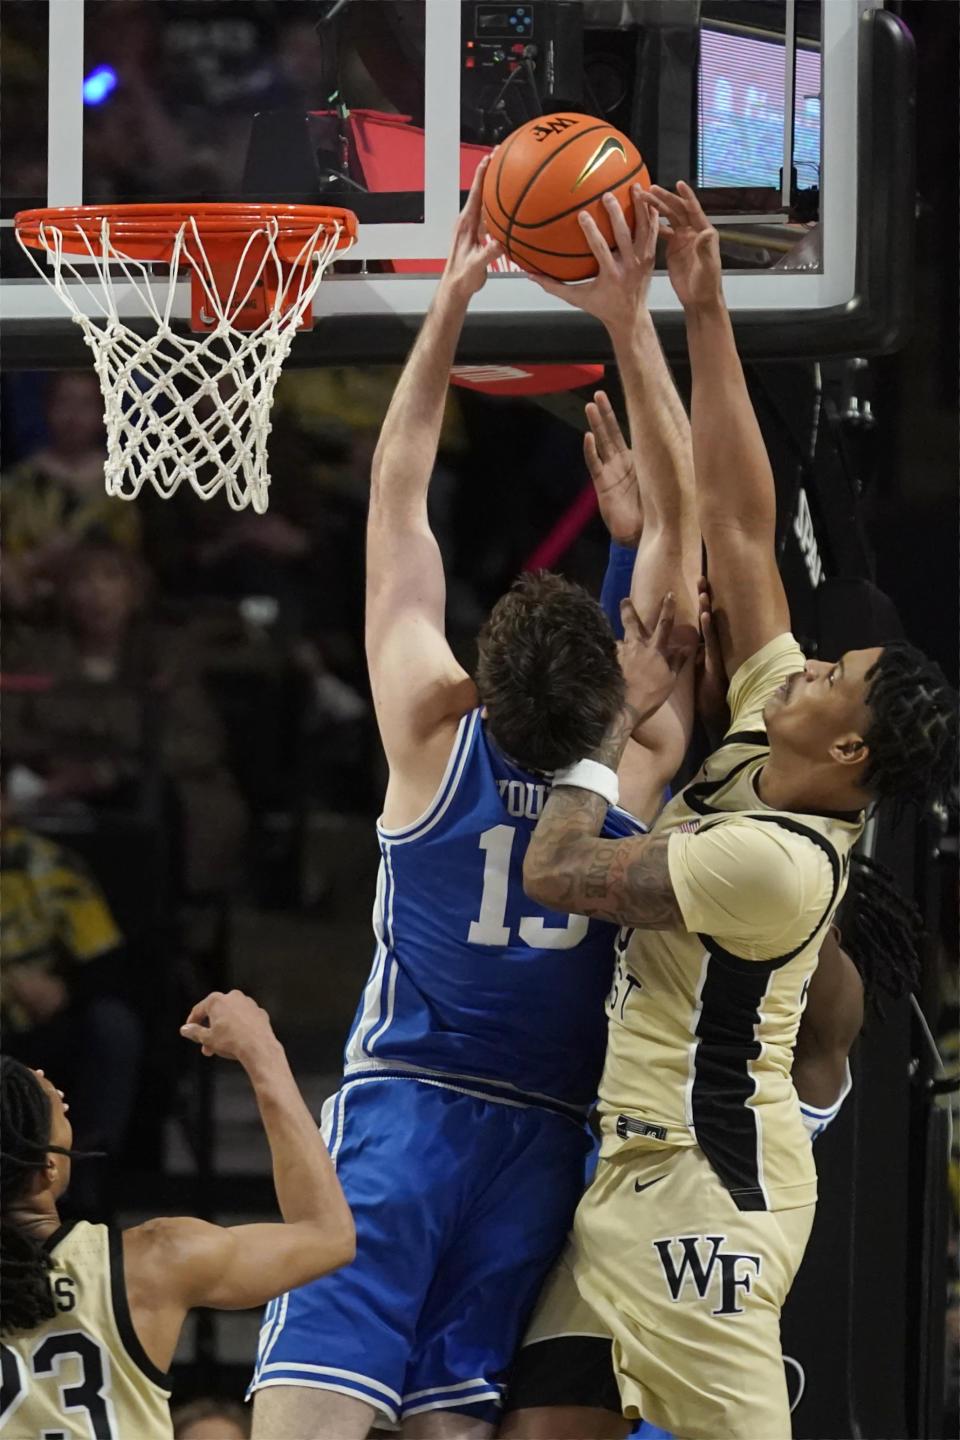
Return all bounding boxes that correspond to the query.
[15,202,358,331]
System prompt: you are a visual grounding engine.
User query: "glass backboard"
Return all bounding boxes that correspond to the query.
[0,0,915,366]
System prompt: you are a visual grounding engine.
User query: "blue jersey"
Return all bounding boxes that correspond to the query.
[344,708,645,1116]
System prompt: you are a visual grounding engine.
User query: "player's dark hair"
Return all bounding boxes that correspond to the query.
[0,1058,64,1334]
[861,644,957,815]
[839,853,924,1018]
[476,571,626,773]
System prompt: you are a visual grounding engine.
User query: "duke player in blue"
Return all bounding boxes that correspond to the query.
[249,165,699,1439]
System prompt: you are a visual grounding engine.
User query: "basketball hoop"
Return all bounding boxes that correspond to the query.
[15,203,357,512]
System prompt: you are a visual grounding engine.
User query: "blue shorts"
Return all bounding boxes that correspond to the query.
[249,1073,591,1425]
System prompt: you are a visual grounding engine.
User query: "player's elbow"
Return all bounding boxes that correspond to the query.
[336,1212,357,1267]
[323,1201,357,1270]
[298,1210,356,1280]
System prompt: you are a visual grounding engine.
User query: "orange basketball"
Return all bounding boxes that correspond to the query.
[482,113,650,282]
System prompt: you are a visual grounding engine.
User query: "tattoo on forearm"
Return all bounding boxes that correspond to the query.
[589,705,640,770]
[525,777,682,930]
[538,783,609,832]
[584,847,620,899]
[620,838,682,928]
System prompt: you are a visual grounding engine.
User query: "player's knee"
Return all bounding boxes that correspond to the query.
[251,1385,376,1440]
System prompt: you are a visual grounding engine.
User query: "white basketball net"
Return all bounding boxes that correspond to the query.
[17,215,348,512]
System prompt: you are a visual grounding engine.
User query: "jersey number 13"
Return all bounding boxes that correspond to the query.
[467,825,589,949]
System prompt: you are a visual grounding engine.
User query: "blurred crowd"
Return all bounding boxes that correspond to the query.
[0,363,388,1212]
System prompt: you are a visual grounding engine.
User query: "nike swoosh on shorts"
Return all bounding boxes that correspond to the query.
[634,1176,666,1193]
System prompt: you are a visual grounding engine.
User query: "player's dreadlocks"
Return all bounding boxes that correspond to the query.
[839,852,925,1020]
[0,1057,72,1334]
[862,643,958,816]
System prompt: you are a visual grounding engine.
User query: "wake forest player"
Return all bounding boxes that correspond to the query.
[511,182,958,1440]
[0,992,354,1440]
[248,167,699,1440]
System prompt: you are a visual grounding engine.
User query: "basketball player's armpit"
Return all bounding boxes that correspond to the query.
[525,802,681,928]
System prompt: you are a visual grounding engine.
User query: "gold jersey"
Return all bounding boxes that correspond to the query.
[1,1221,173,1439]
[598,634,864,1212]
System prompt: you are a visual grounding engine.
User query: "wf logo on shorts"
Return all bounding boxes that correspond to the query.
[653,1235,761,1316]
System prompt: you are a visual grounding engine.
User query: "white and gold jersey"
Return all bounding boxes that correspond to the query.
[598,634,864,1212]
[1,1221,173,1439]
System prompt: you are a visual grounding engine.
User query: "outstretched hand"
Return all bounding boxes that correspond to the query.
[440,156,504,303]
[619,592,698,731]
[638,181,722,311]
[530,183,657,333]
[180,989,280,1066]
[584,390,642,548]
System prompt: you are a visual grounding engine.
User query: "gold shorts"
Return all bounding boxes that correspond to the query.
[525,1143,814,1440]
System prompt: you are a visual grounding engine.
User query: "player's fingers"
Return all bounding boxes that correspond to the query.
[675,179,712,231]
[594,390,628,456]
[651,591,677,649]
[636,187,666,214]
[603,192,634,260]
[629,185,657,265]
[458,157,490,236]
[585,400,609,461]
[702,608,724,669]
[181,990,225,1028]
[465,155,489,208]
[179,1023,208,1045]
[646,185,688,229]
[635,188,670,234]
[620,596,643,643]
[579,210,617,276]
[483,238,504,265]
[584,427,604,483]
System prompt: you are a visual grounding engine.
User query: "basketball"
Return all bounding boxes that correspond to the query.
[482,113,650,282]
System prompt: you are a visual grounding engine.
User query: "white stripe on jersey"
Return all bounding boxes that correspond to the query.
[342,1056,587,1120]
[376,709,479,843]
[344,941,386,1066]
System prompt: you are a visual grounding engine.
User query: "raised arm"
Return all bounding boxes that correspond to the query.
[534,189,700,821]
[642,182,791,677]
[367,161,501,824]
[586,392,696,823]
[123,992,355,1370]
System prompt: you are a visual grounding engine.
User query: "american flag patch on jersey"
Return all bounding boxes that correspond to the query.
[678,819,701,834]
